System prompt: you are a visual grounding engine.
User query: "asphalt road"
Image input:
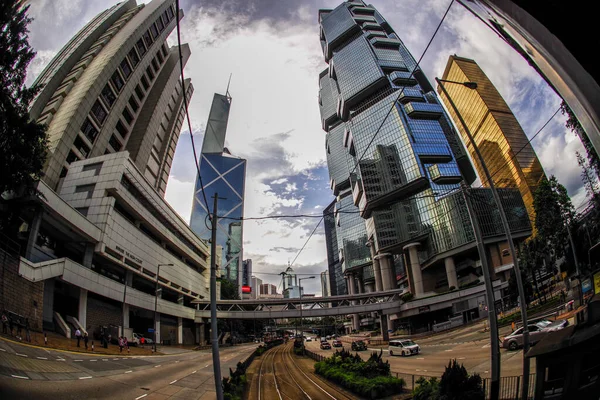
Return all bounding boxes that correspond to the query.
[0,338,257,400]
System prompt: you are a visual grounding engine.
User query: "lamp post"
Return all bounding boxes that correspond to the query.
[299,276,315,350]
[436,77,531,399]
[154,263,173,353]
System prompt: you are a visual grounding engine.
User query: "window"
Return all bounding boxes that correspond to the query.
[128,95,139,112]
[115,120,128,138]
[141,75,149,91]
[156,16,164,31]
[136,38,146,56]
[163,10,170,24]
[143,30,153,48]
[150,23,159,39]
[80,117,99,143]
[156,50,164,64]
[90,100,108,125]
[167,5,174,20]
[151,58,159,73]
[122,108,133,125]
[120,58,132,79]
[135,84,144,101]
[82,162,103,175]
[111,71,124,92]
[162,44,168,57]
[109,134,122,151]
[75,207,89,217]
[66,150,79,164]
[101,84,117,108]
[73,136,91,158]
[128,48,140,67]
[75,183,95,199]
[146,66,154,81]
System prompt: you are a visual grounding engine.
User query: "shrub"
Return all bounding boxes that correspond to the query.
[412,359,484,400]
[223,361,248,400]
[413,377,439,400]
[401,292,414,302]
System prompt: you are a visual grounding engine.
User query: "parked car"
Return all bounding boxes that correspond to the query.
[320,337,328,343]
[320,341,332,350]
[332,339,343,347]
[502,323,557,350]
[325,335,332,340]
[351,340,367,351]
[389,339,420,356]
[535,319,568,332]
[306,337,312,342]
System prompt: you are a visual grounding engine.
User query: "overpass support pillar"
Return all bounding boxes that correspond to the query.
[380,313,389,341]
[367,240,383,292]
[376,253,395,290]
[403,243,423,296]
[445,256,458,289]
[177,317,183,344]
[79,288,88,331]
[347,273,360,332]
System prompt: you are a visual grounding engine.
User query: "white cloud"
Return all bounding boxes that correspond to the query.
[164,177,195,223]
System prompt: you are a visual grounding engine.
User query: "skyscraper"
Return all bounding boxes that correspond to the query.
[30,0,191,196]
[189,93,247,294]
[8,0,212,346]
[318,1,530,333]
[321,270,331,298]
[439,55,546,228]
[323,200,347,296]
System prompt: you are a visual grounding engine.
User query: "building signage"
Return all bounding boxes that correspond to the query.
[242,285,251,294]
[418,306,430,313]
[594,272,600,295]
[582,278,592,294]
[115,245,143,265]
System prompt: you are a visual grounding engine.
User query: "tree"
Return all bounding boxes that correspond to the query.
[577,151,600,204]
[412,360,484,400]
[561,101,600,178]
[220,278,240,300]
[533,176,575,266]
[0,1,48,198]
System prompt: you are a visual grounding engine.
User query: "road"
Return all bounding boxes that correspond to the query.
[246,342,356,400]
[0,336,256,399]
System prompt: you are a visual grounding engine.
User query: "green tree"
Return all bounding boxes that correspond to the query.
[220,279,240,300]
[533,176,575,266]
[412,360,484,400]
[577,151,600,204]
[0,1,48,198]
[561,101,600,178]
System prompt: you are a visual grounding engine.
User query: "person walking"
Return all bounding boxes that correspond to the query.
[511,321,516,332]
[118,336,124,353]
[75,328,82,347]
[123,336,130,354]
[25,318,31,342]
[83,332,89,350]
[1,311,8,335]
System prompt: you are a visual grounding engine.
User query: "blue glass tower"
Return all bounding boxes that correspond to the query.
[190,93,246,294]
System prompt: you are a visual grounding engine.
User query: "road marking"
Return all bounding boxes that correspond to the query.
[113,358,119,360]
[170,380,178,384]
[0,348,6,352]
[125,370,133,374]
[458,357,466,360]
[444,350,453,352]
[11,375,29,380]
[79,376,92,380]
[57,358,66,361]
[416,357,425,360]
[74,360,83,362]
[485,370,489,373]
[102,359,108,361]
[175,360,179,363]
[481,344,490,348]
[424,370,428,372]
[416,369,421,371]
[16,353,27,357]
[36,356,48,360]
[154,365,161,368]
[204,364,209,368]
[135,395,148,400]
[192,370,197,374]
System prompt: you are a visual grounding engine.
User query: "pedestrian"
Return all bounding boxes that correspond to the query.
[511,321,516,332]
[84,332,89,350]
[1,311,8,335]
[140,336,145,348]
[75,328,82,347]
[119,336,124,353]
[25,318,31,342]
[123,336,129,353]
[16,317,22,340]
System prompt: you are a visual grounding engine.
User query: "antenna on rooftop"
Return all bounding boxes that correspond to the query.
[225,73,232,101]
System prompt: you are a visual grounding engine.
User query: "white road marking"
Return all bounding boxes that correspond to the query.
[204,364,209,368]
[154,365,161,368]
[79,376,92,380]
[0,348,6,352]
[458,357,466,360]
[16,353,27,357]
[74,360,83,362]
[36,357,48,360]
[125,370,133,374]
[416,357,425,359]
[175,360,179,363]
[135,395,148,400]
[485,370,489,373]
[444,350,453,352]
[102,359,108,361]
[170,380,178,384]
[90,360,97,362]
[192,370,197,374]
[56,358,66,361]
[11,375,29,380]
[481,345,490,348]
[416,369,421,371]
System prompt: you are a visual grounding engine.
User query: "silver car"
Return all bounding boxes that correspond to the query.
[501,320,568,351]
[389,339,420,356]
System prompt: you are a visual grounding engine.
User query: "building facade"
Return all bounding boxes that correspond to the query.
[241,259,252,299]
[318,1,531,332]
[189,93,247,295]
[260,283,278,296]
[0,0,213,346]
[250,275,262,299]
[321,270,331,298]
[439,55,546,229]
[323,200,347,296]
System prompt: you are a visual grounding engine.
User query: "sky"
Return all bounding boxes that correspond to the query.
[25,0,590,296]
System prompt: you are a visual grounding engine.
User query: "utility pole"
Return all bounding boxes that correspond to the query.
[210,193,224,400]
[462,182,501,398]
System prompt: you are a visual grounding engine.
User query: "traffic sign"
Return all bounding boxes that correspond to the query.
[148,328,155,333]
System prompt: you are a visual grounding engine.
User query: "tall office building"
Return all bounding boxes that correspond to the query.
[3,0,213,346]
[189,93,247,294]
[439,55,546,228]
[318,1,531,332]
[31,0,191,196]
[250,275,262,299]
[321,270,331,298]
[323,200,347,296]
[241,259,252,299]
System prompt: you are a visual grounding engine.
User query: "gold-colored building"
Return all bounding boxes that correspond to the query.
[438,55,545,232]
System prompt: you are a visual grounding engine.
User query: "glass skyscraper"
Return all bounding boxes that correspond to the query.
[190,93,246,294]
[318,1,530,304]
[439,55,546,230]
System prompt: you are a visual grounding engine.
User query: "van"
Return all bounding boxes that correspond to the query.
[388,339,420,356]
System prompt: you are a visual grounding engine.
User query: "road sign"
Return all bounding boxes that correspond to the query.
[148,328,155,333]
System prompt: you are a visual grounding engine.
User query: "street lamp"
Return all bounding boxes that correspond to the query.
[299,276,315,350]
[154,263,173,352]
[436,77,530,399]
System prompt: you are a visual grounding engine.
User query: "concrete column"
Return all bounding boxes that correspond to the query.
[356,276,363,294]
[196,323,205,345]
[376,254,394,291]
[25,208,43,260]
[365,282,375,293]
[82,243,94,268]
[380,313,389,341]
[445,256,458,289]
[367,240,383,292]
[177,317,183,344]
[403,243,423,296]
[177,295,184,305]
[346,274,360,332]
[155,318,161,345]
[125,270,133,286]
[122,304,129,330]
[79,288,88,331]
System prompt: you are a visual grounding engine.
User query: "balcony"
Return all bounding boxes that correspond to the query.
[398,88,424,104]
[390,71,417,86]
[428,164,462,184]
[370,37,401,48]
[413,143,452,163]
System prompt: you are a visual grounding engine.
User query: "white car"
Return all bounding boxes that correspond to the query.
[389,339,420,356]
